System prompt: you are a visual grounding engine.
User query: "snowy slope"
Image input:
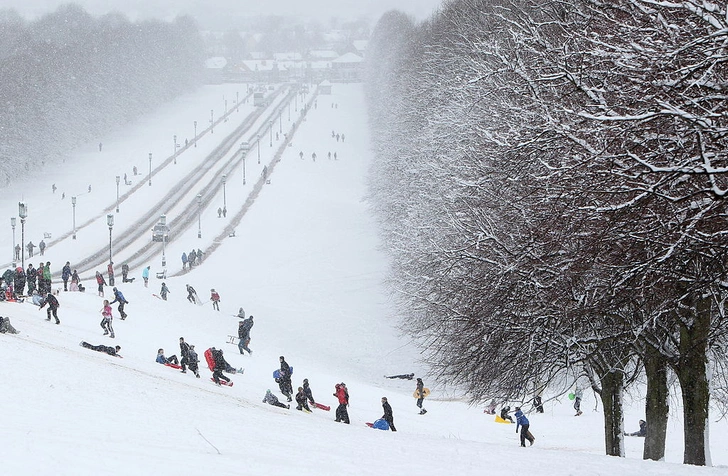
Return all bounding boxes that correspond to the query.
[0,84,726,476]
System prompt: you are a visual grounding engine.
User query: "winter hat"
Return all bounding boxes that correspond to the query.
[515,407,521,411]
[190,345,195,350]
[303,378,308,384]
[382,397,387,401]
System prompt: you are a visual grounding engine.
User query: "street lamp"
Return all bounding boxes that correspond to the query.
[222,174,227,215]
[240,142,248,185]
[107,214,114,265]
[236,91,239,112]
[288,101,291,122]
[269,120,273,147]
[115,175,120,212]
[193,120,198,147]
[72,196,77,240]
[18,202,27,270]
[210,109,214,134]
[148,152,152,186]
[197,194,202,239]
[257,135,261,164]
[10,217,16,265]
[173,135,178,164]
[160,214,167,268]
[279,111,282,133]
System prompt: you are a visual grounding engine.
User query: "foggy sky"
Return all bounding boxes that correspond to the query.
[3,0,444,26]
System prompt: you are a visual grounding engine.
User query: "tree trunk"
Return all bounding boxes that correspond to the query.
[675,299,711,466]
[643,346,668,461]
[600,369,625,457]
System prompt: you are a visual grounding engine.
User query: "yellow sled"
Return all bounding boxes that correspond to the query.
[494,415,513,424]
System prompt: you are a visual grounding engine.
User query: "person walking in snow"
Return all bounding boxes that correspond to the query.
[41,261,52,295]
[107,262,115,287]
[278,356,294,402]
[210,289,221,311]
[27,241,35,258]
[14,267,26,296]
[263,389,289,409]
[381,397,396,431]
[301,378,316,407]
[39,292,60,324]
[121,263,130,283]
[181,252,188,270]
[142,266,150,287]
[160,282,170,301]
[295,387,311,412]
[415,378,428,414]
[179,337,194,375]
[515,407,535,446]
[186,284,197,304]
[334,383,350,424]
[187,344,201,377]
[110,287,129,319]
[96,271,107,297]
[14,244,20,261]
[39,240,46,256]
[573,385,584,416]
[100,299,114,338]
[61,261,71,291]
[188,249,197,268]
[238,315,254,355]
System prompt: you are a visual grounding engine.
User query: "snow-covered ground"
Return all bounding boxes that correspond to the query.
[0,83,726,475]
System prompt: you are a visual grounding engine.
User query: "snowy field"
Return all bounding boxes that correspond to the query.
[0,83,726,475]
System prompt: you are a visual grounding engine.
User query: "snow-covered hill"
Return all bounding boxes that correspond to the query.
[0,84,726,475]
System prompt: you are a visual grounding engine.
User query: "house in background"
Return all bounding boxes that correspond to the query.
[331,52,363,82]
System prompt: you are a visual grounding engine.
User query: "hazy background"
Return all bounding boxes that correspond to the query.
[0,0,444,27]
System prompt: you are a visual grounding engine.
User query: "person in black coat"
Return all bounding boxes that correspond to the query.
[39,292,60,324]
[211,348,232,385]
[80,341,121,356]
[295,387,311,412]
[625,420,647,437]
[381,397,397,431]
[303,378,316,406]
[278,356,293,401]
[237,315,254,354]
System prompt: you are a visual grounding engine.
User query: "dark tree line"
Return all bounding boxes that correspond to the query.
[0,5,205,184]
[365,0,728,466]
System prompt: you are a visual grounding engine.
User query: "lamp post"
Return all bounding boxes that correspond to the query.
[107,214,114,265]
[288,102,291,122]
[241,142,248,185]
[71,196,77,239]
[173,135,178,164]
[224,98,228,117]
[279,111,282,133]
[197,194,202,239]
[160,214,167,268]
[18,202,27,271]
[148,152,152,186]
[115,175,120,213]
[10,217,16,265]
[210,109,214,134]
[222,174,227,215]
[236,91,239,112]
[193,120,198,147]
[269,120,273,147]
[257,135,261,164]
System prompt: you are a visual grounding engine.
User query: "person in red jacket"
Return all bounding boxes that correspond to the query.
[334,382,350,424]
[210,289,221,311]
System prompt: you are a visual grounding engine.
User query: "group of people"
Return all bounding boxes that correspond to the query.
[1,261,57,300]
[15,239,46,261]
[181,249,204,270]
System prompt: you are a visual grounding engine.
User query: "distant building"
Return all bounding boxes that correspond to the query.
[205,57,228,84]
[319,80,333,95]
[331,53,363,82]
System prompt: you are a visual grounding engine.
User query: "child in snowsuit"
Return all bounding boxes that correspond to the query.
[0,316,19,334]
[100,299,114,338]
[515,407,535,446]
[334,383,350,424]
[625,420,647,437]
[39,292,60,324]
[160,282,170,300]
[500,406,514,423]
[210,289,220,311]
[263,390,289,409]
[295,387,311,412]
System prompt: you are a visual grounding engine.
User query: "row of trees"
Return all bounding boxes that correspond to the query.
[365,0,728,466]
[0,5,205,184]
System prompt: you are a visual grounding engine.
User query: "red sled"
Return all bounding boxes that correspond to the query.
[164,362,182,369]
[204,348,215,371]
[365,422,374,428]
[210,378,233,387]
[314,402,331,411]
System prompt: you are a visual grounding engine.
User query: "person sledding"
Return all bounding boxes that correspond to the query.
[80,341,121,357]
[156,348,179,366]
[625,420,647,437]
[0,316,19,334]
[384,373,414,380]
[210,347,236,386]
[263,389,289,409]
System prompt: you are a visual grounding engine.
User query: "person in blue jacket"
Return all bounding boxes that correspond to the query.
[142,266,150,287]
[156,348,179,365]
[61,262,72,291]
[515,407,535,447]
[110,287,129,319]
